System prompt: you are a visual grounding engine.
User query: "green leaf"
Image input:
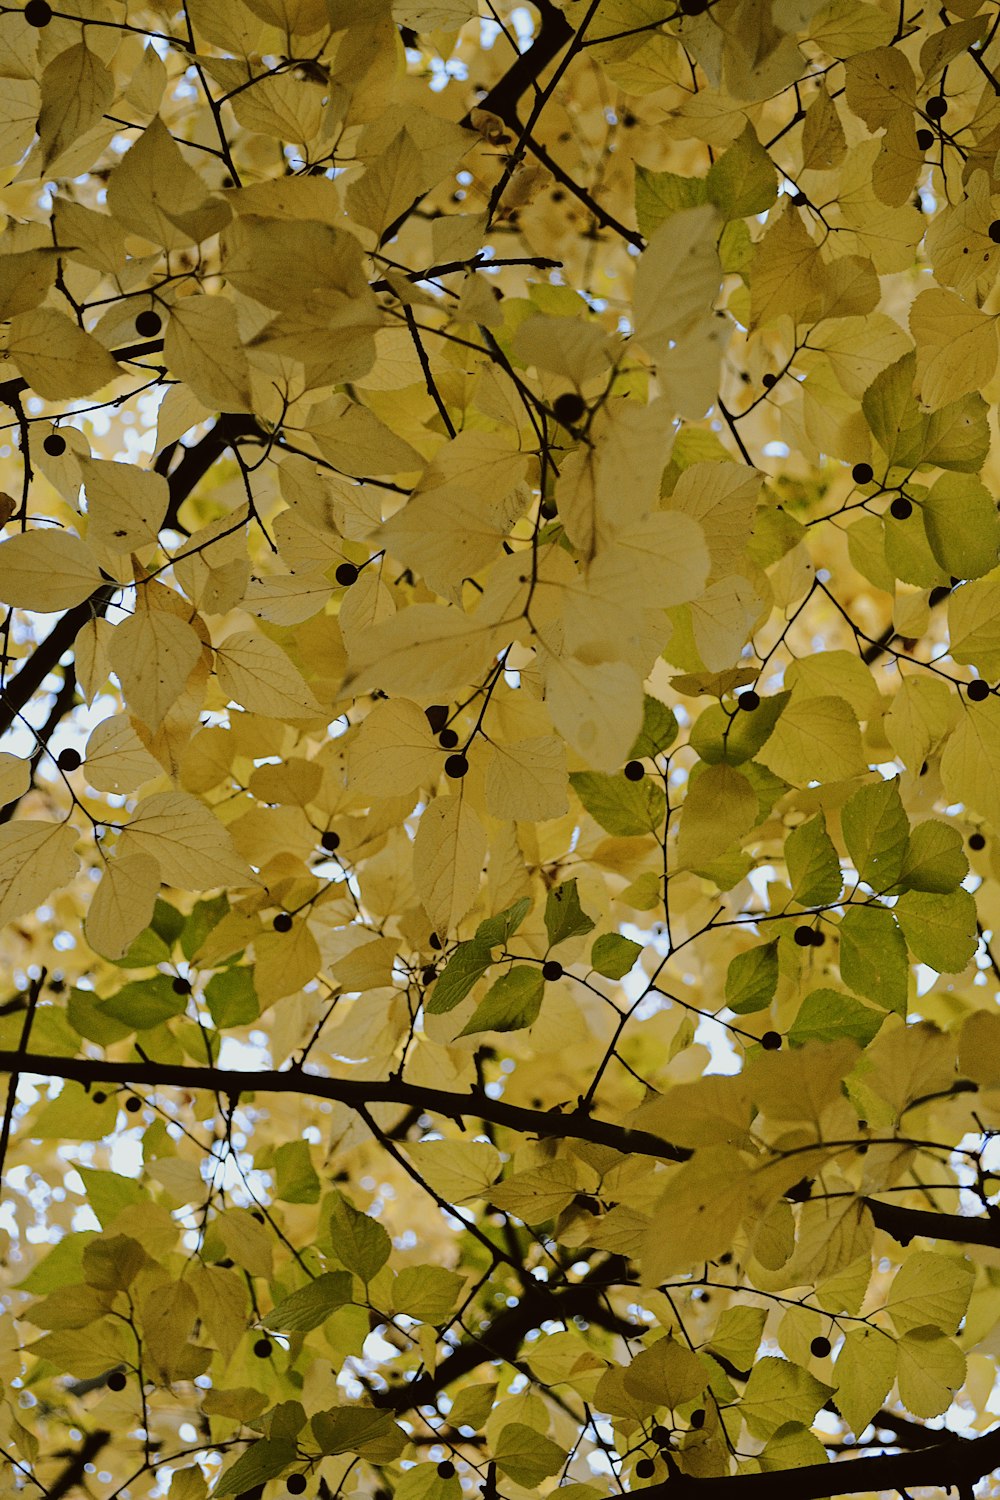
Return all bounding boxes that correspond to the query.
[216,1438,296,1496]
[459,965,545,1037]
[634,165,708,238]
[841,777,910,890]
[544,879,596,948]
[274,1140,320,1204]
[426,940,493,1014]
[329,1191,391,1283]
[838,906,908,1014]
[788,988,884,1049]
[205,967,258,1029]
[494,1423,566,1488]
[834,1326,897,1436]
[590,932,642,979]
[894,887,978,973]
[475,897,532,948]
[706,124,777,218]
[100,974,189,1031]
[151,898,185,948]
[785,814,843,906]
[107,925,171,970]
[28,1081,119,1141]
[264,1272,352,1332]
[922,472,1000,580]
[740,1356,833,1441]
[708,1305,767,1371]
[569,770,666,836]
[896,1329,966,1418]
[725,940,779,1015]
[311,1408,407,1461]
[896,820,968,893]
[689,693,789,765]
[628,695,678,758]
[180,895,229,960]
[67,986,133,1045]
[77,1168,149,1227]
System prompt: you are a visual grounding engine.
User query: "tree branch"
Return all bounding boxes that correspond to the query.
[0,1050,686,1160]
[650,1420,1000,1499]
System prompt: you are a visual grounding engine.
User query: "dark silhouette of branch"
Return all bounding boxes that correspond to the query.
[42,1429,111,1500]
[372,1256,636,1413]
[641,1420,1000,1499]
[865,1194,1000,1248]
[0,1049,687,1160]
[0,973,44,1188]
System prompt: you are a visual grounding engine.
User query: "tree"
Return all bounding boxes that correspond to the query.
[7,0,1000,1497]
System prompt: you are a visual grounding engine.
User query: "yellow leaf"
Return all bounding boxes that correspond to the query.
[676,763,758,866]
[82,459,169,552]
[346,127,423,240]
[632,203,722,363]
[484,736,568,822]
[85,854,161,961]
[6,308,121,400]
[403,1140,501,1204]
[164,296,254,414]
[215,630,323,719]
[941,696,1000,828]
[0,530,103,612]
[106,116,230,249]
[642,1146,751,1283]
[756,694,866,784]
[38,43,114,172]
[84,714,162,793]
[412,795,487,932]
[343,604,503,698]
[911,289,1000,410]
[347,698,441,800]
[0,821,80,929]
[117,791,255,889]
[0,754,29,806]
[109,609,202,732]
[541,653,644,773]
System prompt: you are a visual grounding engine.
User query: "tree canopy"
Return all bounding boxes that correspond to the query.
[8,0,1000,1496]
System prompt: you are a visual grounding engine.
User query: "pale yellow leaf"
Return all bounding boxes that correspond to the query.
[117,792,255,889]
[85,854,161,961]
[347,698,441,800]
[106,116,230,250]
[346,127,423,239]
[164,296,253,414]
[38,43,114,172]
[484,736,568,822]
[941,697,1000,828]
[542,653,644,773]
[0,754,29,807]
[82,459,168,552]
[0,530,103,612]
[412,795,487,932]
[109,611,202,733]
[215,631,323,719]
[911,289,1000,410]
[756,694,866,784]
[633,204,722,363]
[84,714,163,795]
[7,309,121,400]
[403,1140,501,1204]
[343,604,503,698]
[0,821,80,929]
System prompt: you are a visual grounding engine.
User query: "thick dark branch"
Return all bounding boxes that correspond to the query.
[6,1055,999,1255]
[865,1194,1000,1249]
[654,1421,1000,1499]
[43,1429,111,1500]
[373,1256,636,1412]
[0,1050,686,1160]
